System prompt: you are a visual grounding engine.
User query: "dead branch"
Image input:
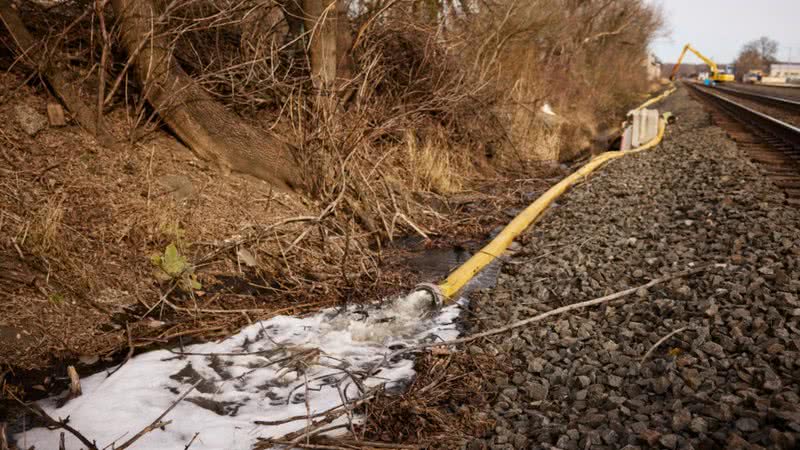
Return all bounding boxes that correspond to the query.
[10,391,99,450]
[0,422,8,450]
[582,18,632,45]
[107,322,135,377]
[397,265,713,355]
[325,440,420,449]
[67,365,82,399]
[184,432,200,449]
[114,379,200,450]
[640,326,689,365]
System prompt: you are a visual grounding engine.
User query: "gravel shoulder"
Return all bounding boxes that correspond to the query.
[471,86,800,450]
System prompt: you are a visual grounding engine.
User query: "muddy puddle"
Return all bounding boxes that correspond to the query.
[394,235,501,288]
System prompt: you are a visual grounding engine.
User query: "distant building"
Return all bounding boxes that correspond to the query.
[770,63,800,81]
[645,53,661,81]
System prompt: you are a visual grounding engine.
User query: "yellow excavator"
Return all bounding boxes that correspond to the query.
[670,43,735,83]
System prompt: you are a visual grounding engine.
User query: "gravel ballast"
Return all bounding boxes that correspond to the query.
[471,87,800,450]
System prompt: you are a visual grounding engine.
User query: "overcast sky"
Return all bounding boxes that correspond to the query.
[647,0,800,64]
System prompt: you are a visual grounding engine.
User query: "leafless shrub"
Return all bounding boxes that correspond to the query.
[1,0,664,332]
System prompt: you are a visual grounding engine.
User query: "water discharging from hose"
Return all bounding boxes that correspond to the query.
[16,291,463,450]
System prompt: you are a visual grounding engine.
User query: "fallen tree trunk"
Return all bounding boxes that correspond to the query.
[110,0,302,190]
[0,0,115,146]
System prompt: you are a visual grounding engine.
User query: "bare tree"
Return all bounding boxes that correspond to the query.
[735,36,779,79]
[753,36,779,63]
[109,0,303,190]
[303,0,354,88]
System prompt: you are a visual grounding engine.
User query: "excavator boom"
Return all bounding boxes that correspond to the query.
[669,43,734,83]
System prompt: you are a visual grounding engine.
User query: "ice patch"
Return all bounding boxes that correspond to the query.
[16,294,464,450]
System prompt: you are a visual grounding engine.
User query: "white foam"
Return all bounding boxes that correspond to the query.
[16,294,463,450]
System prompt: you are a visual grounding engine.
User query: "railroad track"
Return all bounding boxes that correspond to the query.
[686,82,800,205]
[713,84,800,114]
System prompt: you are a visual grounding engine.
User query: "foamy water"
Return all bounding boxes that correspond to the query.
[16,292,463,450]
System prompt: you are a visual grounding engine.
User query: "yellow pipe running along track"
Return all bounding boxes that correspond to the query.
[434,86,677,302]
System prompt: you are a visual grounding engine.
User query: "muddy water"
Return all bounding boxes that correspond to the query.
[398,233,505,295]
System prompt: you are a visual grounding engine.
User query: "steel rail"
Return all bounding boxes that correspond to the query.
[713,84,800,114]
[689,83,800,158]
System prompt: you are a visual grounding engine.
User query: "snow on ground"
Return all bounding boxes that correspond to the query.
[16,292,465,450]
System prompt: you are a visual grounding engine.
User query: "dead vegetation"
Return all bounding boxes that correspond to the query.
[1,0,663,416]
[356,350,504,447]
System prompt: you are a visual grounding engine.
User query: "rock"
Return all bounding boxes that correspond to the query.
[682,368,702,391]
[466,439,485,450]
[527,382,548,401]
[672,409,691,431]
[689,417,708,434]
[78,354,100,365]
[14,104,48,136]
[630,421,648,434]
[726,433,749,449]
[735,417,758,432]
[502,387,519,401]
[659,433,678,449]
[527,357,546,373]
[602,429,619,445]
[701,341,725,358]
[578,413,606,427]
[653,376,670,394]
[495,433,508,444]
[765,342,784,354]
[763,376,783,392]
[577,375,591,388]
[608,374,623,388]
[512,434,527,449]
[556,435,573,449]
[639,429,661,446]
[46,102,66,127]
[768,429,796,448]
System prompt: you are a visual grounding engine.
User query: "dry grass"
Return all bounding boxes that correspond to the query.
[26,195,65,256]
[353,349,506,448]
[404,130,463,195]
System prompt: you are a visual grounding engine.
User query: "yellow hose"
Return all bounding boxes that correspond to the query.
[436,97,674,301]
[631,86,677,113]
